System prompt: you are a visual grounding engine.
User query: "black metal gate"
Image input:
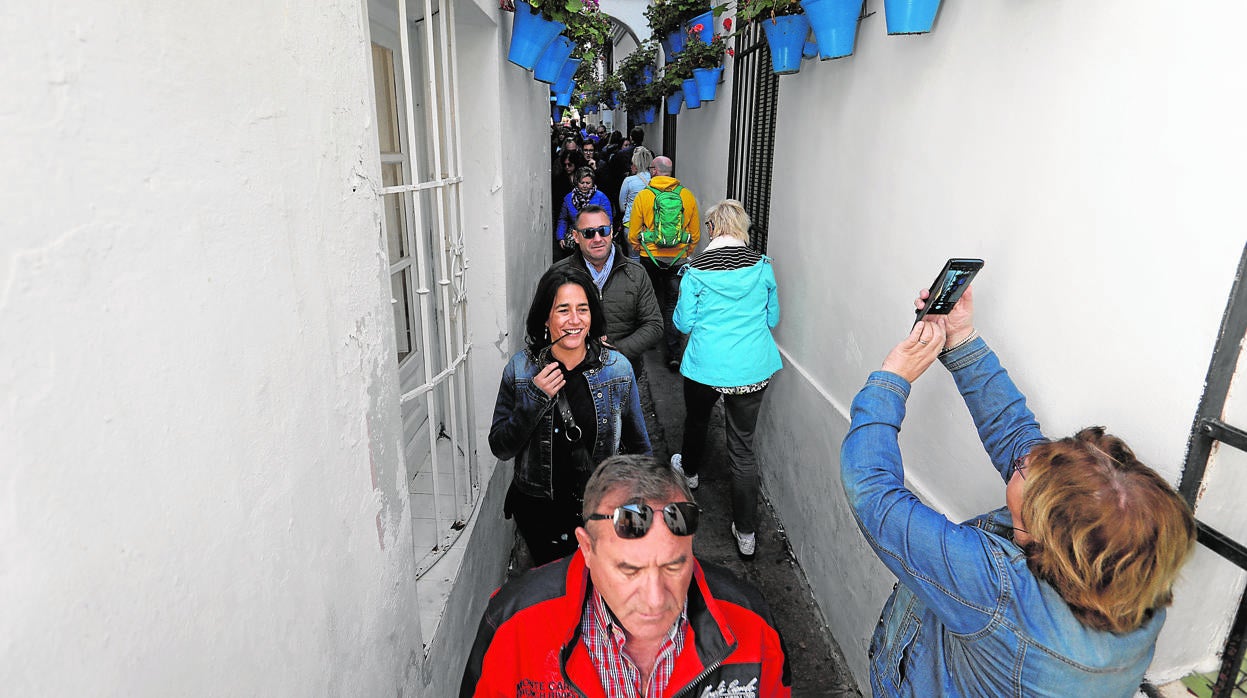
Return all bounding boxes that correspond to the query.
[726,21,780,255]
[1171,243,1247,698]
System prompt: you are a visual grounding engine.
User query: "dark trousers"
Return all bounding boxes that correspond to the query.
[506,484,581,566]
[679,378,767,534]
[640,257,685,364]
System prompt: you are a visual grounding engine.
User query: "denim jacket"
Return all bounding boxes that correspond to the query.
[489,347,651,499]
[840,337,1166,697]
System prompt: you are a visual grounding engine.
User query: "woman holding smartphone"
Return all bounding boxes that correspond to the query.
[840,286,1195,696]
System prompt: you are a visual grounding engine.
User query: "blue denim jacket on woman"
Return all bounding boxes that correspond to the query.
[489,346,650,499]
[841,337,1166,697]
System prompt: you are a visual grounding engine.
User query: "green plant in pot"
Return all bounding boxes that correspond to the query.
[566,4,611,55]
[619,80,661,112]
[616,39,660,88]
[526,0,587,26]
[600,72,623,107]
[657,58,694,98]
[679,32,730,69]
[736,0,803,24]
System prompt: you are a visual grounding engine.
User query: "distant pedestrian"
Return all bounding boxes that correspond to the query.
[617,146,654,256]
[669,200,780,560]
[556,167,612,259]
[627,156,700,370]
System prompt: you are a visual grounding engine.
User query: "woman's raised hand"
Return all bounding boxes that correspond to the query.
[916,285,976,350]
[533,362,565,399]
[882,319,947,384]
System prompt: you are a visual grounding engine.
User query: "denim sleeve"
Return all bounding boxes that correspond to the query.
[939,337,1047,481]
[620,362,652,456]
[487,357,551,461]
[840,371,1004,635]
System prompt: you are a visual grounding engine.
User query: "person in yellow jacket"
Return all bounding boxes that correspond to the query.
[627,156,700,370]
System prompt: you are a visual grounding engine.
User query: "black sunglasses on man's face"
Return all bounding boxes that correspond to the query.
[586,499,702,539]
[576,225,612,239]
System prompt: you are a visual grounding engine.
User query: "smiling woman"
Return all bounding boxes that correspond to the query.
[488,267,652,564]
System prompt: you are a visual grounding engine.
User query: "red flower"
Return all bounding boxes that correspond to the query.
[726,47,735,57]
[692,23,705,33]
[723,17,732,31]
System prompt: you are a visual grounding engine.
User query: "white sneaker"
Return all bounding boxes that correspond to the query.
[732,523,756,559]
[670,454,698,490]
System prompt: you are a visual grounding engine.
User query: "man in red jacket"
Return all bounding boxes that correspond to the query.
[460,454,792,697]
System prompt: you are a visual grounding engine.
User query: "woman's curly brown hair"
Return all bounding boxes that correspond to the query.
[1019,427,1196,633]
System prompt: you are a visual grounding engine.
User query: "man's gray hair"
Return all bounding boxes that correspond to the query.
[651,156,674,176]
[582,454,693,523]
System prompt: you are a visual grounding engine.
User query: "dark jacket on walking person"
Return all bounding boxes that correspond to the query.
[550,247,661,366]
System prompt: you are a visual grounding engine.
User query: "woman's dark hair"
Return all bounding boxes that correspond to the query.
[560,150,586,170]
[524,267,606,358]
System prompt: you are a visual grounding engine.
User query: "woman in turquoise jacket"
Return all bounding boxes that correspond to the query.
[670,199,781,559]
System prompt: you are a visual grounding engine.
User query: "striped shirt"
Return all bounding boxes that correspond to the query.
[581,588,688,697]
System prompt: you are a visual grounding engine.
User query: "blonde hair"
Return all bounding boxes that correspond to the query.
[703,199,750,244]
[1019,427,1196,633]
[631,146,654,172]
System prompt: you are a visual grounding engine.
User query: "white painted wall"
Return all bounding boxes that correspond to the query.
[1,1,555,696]
[675,0,1247,690]
[1,2,423,695]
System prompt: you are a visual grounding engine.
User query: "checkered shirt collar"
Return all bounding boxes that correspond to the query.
[581,586,688,697]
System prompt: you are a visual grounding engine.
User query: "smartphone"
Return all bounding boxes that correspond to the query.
[914,258,984,323]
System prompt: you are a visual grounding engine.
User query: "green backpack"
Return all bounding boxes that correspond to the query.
[640,185,691,265]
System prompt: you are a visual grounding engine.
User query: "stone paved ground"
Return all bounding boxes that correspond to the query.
[510,345,861,697]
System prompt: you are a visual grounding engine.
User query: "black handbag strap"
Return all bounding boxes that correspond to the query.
[555,391,583,443]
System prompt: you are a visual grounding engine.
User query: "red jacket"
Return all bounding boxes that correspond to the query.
[460,551,792,697]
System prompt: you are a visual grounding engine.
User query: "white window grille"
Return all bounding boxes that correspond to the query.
[368,0,476,578]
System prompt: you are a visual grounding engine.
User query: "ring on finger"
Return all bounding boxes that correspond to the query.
[918,339,929,345]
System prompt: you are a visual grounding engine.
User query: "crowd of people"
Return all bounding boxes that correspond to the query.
[459,118,1199,697]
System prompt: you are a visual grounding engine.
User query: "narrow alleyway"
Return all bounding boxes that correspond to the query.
[510,345,861,696]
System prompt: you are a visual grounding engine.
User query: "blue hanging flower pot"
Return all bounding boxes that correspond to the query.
[760,13,810,75]
[686,10,714,43]
[667,90,684,115]
[666,28,687,59]
[554,79,576,107]
[533,35,575,83]
[884,0,942,35]
[584,104,599,114]
[691,67,722,102]
[640,106,657,124]
[682,78,701,109]
[507,0,566,71]
[800,0,862,59]
[553,58,581,95]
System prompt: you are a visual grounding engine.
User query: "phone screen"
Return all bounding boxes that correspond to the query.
[915,258,984,321]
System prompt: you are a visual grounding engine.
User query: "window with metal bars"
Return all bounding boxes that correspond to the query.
[367,0,477,579]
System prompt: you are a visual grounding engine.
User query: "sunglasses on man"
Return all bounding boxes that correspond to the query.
[575,225,612,239]
[586,499,702,539]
